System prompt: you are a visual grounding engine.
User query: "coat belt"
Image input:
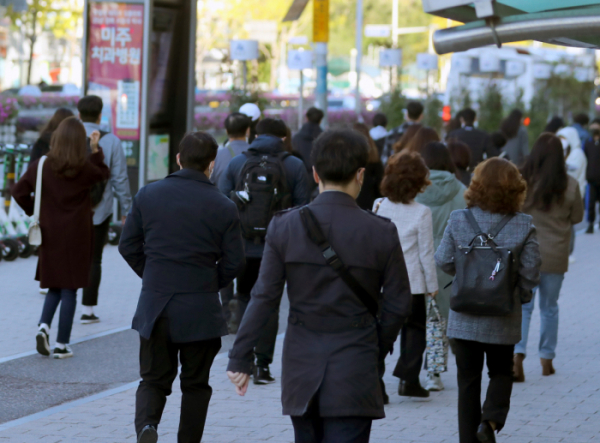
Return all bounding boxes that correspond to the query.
[288,311,375,333]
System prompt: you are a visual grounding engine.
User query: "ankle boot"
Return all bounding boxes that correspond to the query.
[513,353,525,382]
[541,358,555,376]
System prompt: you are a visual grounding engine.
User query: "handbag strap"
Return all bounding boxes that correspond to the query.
[299,206,379,319]
[33,156,47,223]
[428,297,442,321]
[373,198,385,214]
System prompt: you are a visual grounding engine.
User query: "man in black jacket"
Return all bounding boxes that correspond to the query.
[119,132,245,443]
[584,122,600,233]
[447,108,498,168]
[292,107,324,188]
[219,118,311,384]
[227,129,411,443]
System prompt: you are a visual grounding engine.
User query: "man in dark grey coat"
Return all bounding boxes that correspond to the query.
[227,130,412,443]
[119,132,245,443]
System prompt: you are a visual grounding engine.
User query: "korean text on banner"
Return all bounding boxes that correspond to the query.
[313,0,328,43]
[87,2,144,165]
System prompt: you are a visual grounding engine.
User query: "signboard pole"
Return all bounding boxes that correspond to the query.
[313,0,328,127]
[243,61,248,91]
[354,0,363,119]
[298,70,304,130]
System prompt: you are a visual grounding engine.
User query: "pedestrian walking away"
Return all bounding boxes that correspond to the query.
[382,101,424,163]
[227,129,412,443]
[219,117,310,383]
[435,157,541,443]
[583,121,600,233]
[292,106,324,191]
[446,108,498,168]
[514,134,583,382]
[29,108,74,165]
[369,112,388,158]
[118,132,245,443]
[78,95,132,325]
[353,123,384,211]
[500,109,529,167]
[448,139,472,187]
[375,151,439,397]
[572,112,591,146]
[12,117,110,359]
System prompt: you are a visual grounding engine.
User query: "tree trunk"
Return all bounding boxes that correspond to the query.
[26,10,37,85]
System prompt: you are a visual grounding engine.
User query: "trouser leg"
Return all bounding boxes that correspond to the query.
[135,318,178,436]
[454,339,485,443]
[39,288,62,327]
[291,394,324,443]
[482,343,515,431]
[56,289,77,344]
[538,273,564,360]
[177,337,222,443]
[220,282,234,323]
[233,257,262,325]
[588,184,598,223]
[83,216,111,307]
[514,290,537,356]
[321,417,372,443]
[392,294,426,382]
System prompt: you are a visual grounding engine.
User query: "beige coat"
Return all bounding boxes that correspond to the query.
[523,176,584,274]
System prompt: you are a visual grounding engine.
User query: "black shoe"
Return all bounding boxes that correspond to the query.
[80,314,100,324]
[586,224,594,234]
[398,380,430,398]
[52,346,73,359]
[476,421,496,442]
[36,328,50,356]
[253,366,276,385]
[138,425,158,443]
[380,379,389,405]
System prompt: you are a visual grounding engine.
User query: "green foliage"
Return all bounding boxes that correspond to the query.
[477,82,504,133]
[378,88,405,128]
[423,95,442,134]
[527,87,548,148]
[228,90,269,113]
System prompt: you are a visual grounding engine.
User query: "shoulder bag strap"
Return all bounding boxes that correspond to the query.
[33,156,47,224]
[488,214,515,239]
[226,142,235,158]
[299,206,379,318]
[373,198,385,214]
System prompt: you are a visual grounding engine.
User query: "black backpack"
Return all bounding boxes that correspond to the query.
[231,149,292,243]
[87,131,109,207]
[450,209,518,316]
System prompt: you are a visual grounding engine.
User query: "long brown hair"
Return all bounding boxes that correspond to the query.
[404,126,440,154]
[47,117,88,178]
[392,123,422,154]
[353,122,380,164]
[40,108,74,138]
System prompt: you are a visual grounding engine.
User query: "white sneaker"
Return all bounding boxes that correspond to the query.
[53,345,73,359]
[425,373,444,391]
[40,288,48,295]
[569,255,576,264]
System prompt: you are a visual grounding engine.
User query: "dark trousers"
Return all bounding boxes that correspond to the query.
[220,282,234,323]
[39,288,77,344]
[588,182,600,223]
[291,393,372,443]
[236,257,280,367]
[393,294,426,382]
[135,318,221,443]
[82,216,111,307]
[454,338,514,443]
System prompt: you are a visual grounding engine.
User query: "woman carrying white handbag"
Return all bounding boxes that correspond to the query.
[12,117,109,359]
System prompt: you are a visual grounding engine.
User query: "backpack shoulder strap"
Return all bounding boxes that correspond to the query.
[488,214,515,239]
[463,209,485,236]
[299,207,379,318]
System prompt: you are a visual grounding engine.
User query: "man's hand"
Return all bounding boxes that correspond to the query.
[227,371,250,396]
[90,130,100,154]
[121,215,127,225]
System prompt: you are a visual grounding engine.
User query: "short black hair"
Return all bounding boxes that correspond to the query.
[256,118,287,138]
[573,113,590,126]
[420,141,456,173]
[179,131,218,172]
[224,112,251,138]
[406,101,424,120]
[372,113,388,128]
[311,129,369,184]
[77,95,103,122]
[306,107,324,125]
[461,108,477,126]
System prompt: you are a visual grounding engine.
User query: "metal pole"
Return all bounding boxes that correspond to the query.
[298,70,304,131]
[355,0,363,119]
[315,42,328,127]
[391,0,398,89]
[243,61,248,92]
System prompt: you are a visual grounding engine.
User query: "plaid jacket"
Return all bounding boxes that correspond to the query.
[434,207,541,345]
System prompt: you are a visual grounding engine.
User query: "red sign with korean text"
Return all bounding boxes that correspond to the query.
[87,2,143,145]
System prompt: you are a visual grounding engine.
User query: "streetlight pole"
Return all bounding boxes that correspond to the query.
[314,0,329,127]
[392,0,398,88]
[354,0,363,119]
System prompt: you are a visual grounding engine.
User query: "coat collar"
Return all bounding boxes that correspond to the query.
[311,190,359,208]
[168,168,212,185]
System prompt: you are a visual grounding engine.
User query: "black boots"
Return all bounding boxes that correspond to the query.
[398,380,430,398]
[476,421,496,442]
[586,223,594,234]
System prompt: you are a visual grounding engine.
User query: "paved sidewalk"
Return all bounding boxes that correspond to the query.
[1,245,141,360]
[1,233,600,442]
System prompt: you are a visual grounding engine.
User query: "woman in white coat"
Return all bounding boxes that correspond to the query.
[374,152,440,399]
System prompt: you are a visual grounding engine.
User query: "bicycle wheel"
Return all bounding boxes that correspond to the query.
[1,239,20,261]
[17,236,33,258]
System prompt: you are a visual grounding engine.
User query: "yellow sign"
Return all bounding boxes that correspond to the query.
[313,0,329,43]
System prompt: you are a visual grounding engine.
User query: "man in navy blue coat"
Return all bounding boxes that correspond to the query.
[218,118,310,384]
[119,132,245,443]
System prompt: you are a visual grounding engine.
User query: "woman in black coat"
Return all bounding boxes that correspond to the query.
[29,108,74,165]
[353,123,384,210]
